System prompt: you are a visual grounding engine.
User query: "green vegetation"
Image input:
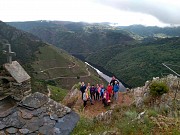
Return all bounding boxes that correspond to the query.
[0,21,105,92]
[31,79,48,94]
[48,85,68,102]
[32,45,104,89]
[150,81,169,97]
[87,37,180,87]
[0,21,44,65]
[72,106,180,135]
[120,25,180,37]
[9,21,180,88]
[7,21,180,88]
[72,82,81,90]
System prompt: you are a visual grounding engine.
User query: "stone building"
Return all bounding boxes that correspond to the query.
[0,61,31,101]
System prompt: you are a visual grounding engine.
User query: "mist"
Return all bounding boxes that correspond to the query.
[96,0,180,25]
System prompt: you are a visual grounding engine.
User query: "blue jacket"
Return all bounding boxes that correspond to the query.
[113,84,119,92]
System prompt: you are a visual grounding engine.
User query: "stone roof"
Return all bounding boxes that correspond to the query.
[0,92,79,135]
[4,61,31,83]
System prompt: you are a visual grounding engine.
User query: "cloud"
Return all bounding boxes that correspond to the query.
[95,0,180,25]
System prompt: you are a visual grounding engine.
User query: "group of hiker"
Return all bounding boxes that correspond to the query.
[80,76,120,108]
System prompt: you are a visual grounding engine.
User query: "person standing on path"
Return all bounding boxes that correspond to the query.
[103,89,110,107]
[100,84,105,101]
[83,89,88,108]
[110,76,119,97]
[90,85,96,100]
[107,83,113,100]
[95,84,100,100]
[113,81,120,102]
[80,82,86,100]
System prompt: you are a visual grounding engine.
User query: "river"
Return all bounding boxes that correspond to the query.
[85,62,126,92]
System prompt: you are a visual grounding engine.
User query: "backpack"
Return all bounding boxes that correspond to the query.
[83,93,87,101]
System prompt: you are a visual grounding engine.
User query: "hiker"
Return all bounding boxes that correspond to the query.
[80,82,86,100]
[95,84,100,100]
[90,84,96,100]
[102,89,110,107]
[87,82,91,90]
[110,76,119,97]
[107,83,113,100]
[100,84,105,101]
[113,81,119,102]
[110,76,119,88]
[83,89,88,108]
[87,83,94,105]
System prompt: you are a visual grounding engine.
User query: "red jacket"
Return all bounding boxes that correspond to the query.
[107,85,113,94]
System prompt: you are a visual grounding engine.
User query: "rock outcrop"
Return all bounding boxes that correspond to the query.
[132,74,180,117]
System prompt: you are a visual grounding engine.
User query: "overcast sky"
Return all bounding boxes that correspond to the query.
[0,0,180,26]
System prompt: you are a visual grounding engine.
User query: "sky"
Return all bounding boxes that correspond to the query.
[0,0,180,27]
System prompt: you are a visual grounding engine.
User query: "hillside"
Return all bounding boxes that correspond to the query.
[8,21,180,88]
[0,21,43,65]
[0,21,104,94]
[31,45,105,90]
[7,21,135,58]
[86,37,180,87]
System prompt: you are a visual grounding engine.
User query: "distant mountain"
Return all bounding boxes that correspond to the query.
[119,25,180,37]
[0,21,104,92]
[7,21,135,58]
[7,21,180,88]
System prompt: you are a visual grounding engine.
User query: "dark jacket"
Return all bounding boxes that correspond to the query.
[80,85,86,93]
[110,79,119,87]
[90,87,96,94]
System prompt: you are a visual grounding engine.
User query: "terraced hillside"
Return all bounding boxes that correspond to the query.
[0,21,105,94]
[32,45,104,89]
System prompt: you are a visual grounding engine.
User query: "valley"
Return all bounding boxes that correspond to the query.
[8,21,180,88]
[0,21,105,94]
[0,20,180,135]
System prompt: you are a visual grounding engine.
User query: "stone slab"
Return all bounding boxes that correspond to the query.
[4,61,30,83]
[55,111,80,135]
[43,98,71,118]
[21,92,48,109]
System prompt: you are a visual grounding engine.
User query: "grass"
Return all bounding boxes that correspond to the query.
[31,45,105,90]
[48,85,68,102]
[72,105,180,135]
[71,116,111,135]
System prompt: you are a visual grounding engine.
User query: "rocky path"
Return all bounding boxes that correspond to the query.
[74,92,132,118]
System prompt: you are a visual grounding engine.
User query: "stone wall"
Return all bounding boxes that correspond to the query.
[0,92,79,135]
[0,70,31,101]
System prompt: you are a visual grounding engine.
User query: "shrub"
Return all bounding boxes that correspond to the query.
[46,80,57,86]
[149,81,169,97]
[73,82,81,90]
[147,109,158,117]
[48,85,68,102]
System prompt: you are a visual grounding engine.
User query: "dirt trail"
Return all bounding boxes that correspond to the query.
[74,92,132,118]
